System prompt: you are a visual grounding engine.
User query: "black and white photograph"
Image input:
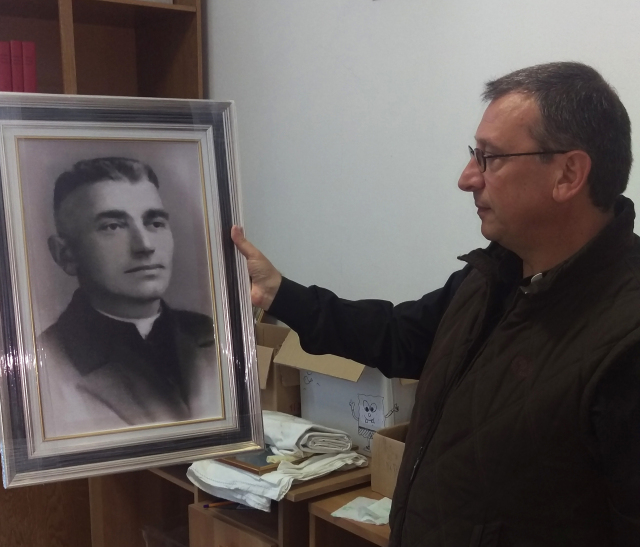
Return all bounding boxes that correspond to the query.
[0,95,261,487]
[21,139,224,440]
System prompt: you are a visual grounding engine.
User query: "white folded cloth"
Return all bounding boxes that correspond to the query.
[187,451,368,512]
[263,410,352,458]
[331,496,392,525]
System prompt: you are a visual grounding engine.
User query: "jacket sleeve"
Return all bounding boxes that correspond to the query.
[590,352,640,544]
[266,266,470,379]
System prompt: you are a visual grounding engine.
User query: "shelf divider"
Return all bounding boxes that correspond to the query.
[58,0,77,94]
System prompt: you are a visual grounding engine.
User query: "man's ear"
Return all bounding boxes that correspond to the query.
[552,150,592,204]
[48,235,78,276]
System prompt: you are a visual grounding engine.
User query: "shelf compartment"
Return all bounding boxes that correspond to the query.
[190,503,280,547]
[0,15,64,94]
[73,0,195,28]
[73,0,200,98]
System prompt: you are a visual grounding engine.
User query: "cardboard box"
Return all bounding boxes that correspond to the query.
[273,331,417,456]
[371,422,409,499]
[255,323,301,416]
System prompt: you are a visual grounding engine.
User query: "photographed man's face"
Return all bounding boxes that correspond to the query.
[51,178,174,316]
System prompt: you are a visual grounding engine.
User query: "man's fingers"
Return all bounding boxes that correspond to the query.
[231,225,261,260]
[230,225,282,310]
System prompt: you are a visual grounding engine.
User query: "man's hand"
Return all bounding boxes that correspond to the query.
[231,226,282,311]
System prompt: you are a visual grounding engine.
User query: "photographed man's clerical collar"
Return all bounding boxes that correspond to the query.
[95,308,161,339]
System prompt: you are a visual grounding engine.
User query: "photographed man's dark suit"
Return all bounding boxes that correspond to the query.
[38,290,220,437]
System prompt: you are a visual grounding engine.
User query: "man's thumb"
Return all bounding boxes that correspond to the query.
[231,225,258,259]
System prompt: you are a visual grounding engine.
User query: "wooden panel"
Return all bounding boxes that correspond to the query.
[189,505,277,547]
[74,21,138,96]
[0,15,64,94]
[59,0,77,94]
[149,464,197,495]
[0,0,58,20]
[136,9,200,98]
[88,0,194,15]
[0,479,91,547]
[190,504,216,547]
[173,0,197,7]
[194,0,202,98]
[72,0,193,28]
[199,504,278,543]
[90,470,193,547]
[212,518,276,547]
[310,515,380,547]
[138,470,194,538]
[285,465,371,502]
[308,486,390,547]
[90,473,144,547]
[278,498,309,547]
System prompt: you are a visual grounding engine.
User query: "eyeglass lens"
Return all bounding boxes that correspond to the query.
[468,146,486,172]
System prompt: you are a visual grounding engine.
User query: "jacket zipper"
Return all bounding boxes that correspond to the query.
[398,288,524,544]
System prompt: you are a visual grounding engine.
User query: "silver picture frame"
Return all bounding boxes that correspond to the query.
[0,93,262,487]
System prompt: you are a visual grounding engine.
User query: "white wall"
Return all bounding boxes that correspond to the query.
[204,0,640,303]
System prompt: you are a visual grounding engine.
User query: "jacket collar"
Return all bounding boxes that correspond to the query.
[458,196,636,294]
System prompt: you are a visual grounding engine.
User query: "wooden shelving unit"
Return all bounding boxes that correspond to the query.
[0,2,203,544]
[90,465,373,547]
[0,0,203,98]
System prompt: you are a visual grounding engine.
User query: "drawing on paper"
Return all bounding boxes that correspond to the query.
[349,394,399,451]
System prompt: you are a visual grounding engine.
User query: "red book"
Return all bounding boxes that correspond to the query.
[10,40,23,92]
[22,41,36,93]
[0,42,11,92]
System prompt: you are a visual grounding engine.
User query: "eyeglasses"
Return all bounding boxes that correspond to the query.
[468,146,570,173]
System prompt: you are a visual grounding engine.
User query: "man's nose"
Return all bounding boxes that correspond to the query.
[130,224,154,254]
[458,157,485,192]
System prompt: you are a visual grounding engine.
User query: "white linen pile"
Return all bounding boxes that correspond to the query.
[263,410,352,458]
[187,451,368,511]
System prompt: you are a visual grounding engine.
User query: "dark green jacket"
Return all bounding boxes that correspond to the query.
[391,197,640,546]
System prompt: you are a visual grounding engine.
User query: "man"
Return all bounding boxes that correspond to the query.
[232,62,640,546]
[38,157,220,438]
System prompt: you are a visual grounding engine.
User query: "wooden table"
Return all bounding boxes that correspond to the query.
[308,485,390,547]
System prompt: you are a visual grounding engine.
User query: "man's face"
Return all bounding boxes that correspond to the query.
[56,178,174,308]
[458,93,560,253]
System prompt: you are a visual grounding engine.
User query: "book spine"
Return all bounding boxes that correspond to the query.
[22,41,36,93]
[0,42,11,92]
[10,41,23,92]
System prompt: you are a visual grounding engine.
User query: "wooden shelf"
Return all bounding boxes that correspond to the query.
[72,0,195,27]
[150,464,197,494]
[204,504,280,544]
[286,465,371,502]
[309,486,390,547]
[89,0,196,13]
[0,0,59,20]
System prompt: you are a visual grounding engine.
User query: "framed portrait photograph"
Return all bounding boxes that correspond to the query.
[0,93,262,487]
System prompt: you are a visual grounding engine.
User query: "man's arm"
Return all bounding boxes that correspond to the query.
[231,226,469,379]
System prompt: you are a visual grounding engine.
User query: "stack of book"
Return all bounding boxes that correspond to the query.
[0,41,37,93]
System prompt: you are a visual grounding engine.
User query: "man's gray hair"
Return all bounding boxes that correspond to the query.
[483,62,632,211]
